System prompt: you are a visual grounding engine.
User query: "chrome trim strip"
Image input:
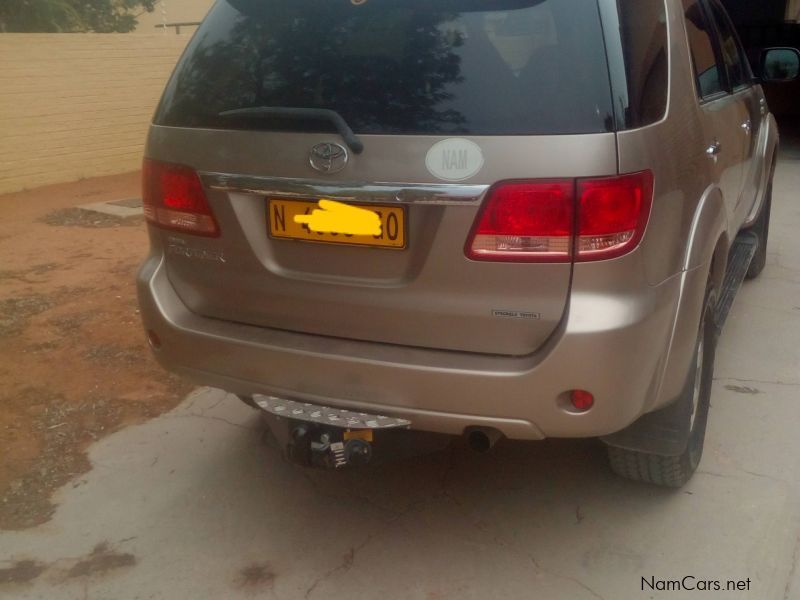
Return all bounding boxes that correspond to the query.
[202,172,489,206]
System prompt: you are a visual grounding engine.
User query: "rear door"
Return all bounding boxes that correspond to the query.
[682,0,747,233]
[149,0,618,356]
[705,0,763,223]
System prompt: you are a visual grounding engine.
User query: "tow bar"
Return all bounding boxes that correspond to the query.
[254,395,411,469]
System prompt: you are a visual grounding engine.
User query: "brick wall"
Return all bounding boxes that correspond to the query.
[0,34,190,195]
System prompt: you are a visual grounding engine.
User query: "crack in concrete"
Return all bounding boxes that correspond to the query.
[198,394,227,416]
[302,494,434,599]
[469,519,606,600]
[738,468,790,485]
[426,447,606,598]
[164,413,253,431]
[715,377,799,388]
[179,388,210,414]
[547,570,607,600]
[696,470,728,479]
[297,469,398,518]
[302,448,461,599]
[525,548,607,599]
[697,467,789,486]
[757,274,800,285]
[302,541,358,599]
[785,533,800,600]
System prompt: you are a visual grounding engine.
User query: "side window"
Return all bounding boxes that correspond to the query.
[706,0,751,90]
[617,0,669,128]
[682,0,725,99]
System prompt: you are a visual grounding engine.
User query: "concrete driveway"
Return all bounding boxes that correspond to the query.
[2,160,800,600]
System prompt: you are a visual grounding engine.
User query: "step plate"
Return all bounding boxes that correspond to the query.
[253,395,411,430]
[716,232,758,330]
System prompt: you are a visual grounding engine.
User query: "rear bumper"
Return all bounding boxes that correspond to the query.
[138,254,701,440]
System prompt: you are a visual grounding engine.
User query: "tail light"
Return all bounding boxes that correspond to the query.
[465,171,653,263]
[576,171,654,261]
[465,181,575,263]
[142,159,219,237]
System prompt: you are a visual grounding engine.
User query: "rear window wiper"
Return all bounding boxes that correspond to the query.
[218,106,364,154]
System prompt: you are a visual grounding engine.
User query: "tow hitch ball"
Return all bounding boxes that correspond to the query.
[287,425,373,469]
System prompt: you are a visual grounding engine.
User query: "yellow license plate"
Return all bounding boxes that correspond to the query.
[268,198,406,249]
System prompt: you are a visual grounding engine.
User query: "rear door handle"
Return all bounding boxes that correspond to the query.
[706,142,722,157]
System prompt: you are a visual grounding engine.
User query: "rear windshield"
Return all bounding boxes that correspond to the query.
[155,0,615,136]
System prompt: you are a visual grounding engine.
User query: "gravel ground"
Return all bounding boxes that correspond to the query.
[0,172,191,530]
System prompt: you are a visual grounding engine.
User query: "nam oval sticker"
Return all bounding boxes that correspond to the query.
[425,138,484,182]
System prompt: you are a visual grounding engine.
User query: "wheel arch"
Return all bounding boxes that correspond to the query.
[744,112,779,228]
[655,191,728,416]
[683,184,730,277]
[708,234,728,298]
[602,185,729,454]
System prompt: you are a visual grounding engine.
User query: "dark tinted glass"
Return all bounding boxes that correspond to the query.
[683,0,724,99]
[155,0,614,135]
[706,0,750,89]
[615,0,669,128]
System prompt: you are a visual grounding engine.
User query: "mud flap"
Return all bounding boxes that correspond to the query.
[601,364,695,457]
[602,232,757,456]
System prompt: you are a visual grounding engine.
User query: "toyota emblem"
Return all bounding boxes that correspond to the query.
[309,142,349,174]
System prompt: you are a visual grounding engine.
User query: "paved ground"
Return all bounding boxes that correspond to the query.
[2,157,799,599]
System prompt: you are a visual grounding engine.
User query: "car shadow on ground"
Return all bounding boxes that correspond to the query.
[3,385,793,600]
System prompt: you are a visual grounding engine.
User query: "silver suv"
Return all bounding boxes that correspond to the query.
[138,0,800,486]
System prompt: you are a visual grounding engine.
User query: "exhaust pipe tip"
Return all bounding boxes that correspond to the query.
[466,427,503,453]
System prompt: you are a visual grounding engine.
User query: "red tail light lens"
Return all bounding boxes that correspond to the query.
[576,171,653,262]
[465,180,575,262]
[142,159,219,237]
[465,171,653,263]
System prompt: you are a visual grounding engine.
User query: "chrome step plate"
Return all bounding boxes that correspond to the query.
[253,395,411,430]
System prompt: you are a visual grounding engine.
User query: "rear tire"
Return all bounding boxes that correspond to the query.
[745,177,773,280]
[607,286,717,488]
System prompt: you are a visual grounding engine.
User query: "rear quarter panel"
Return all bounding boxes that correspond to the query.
[616,0,727,411]
[617,0,720,287]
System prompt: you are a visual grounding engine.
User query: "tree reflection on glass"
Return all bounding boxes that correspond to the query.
[160,0,466,134]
